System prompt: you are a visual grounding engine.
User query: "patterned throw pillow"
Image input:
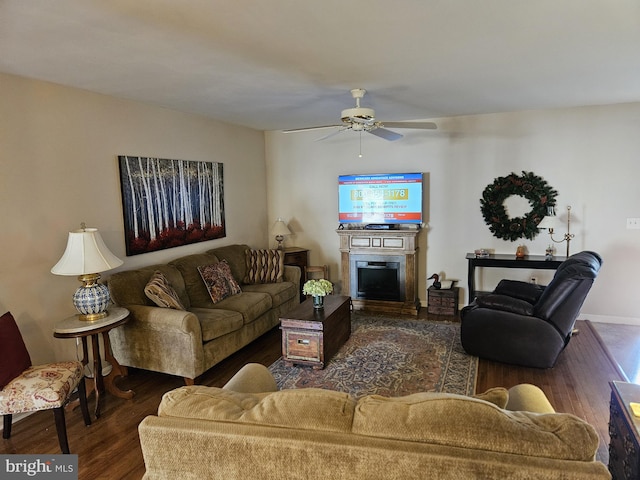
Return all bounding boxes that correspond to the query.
[243,249,284,284]
[198,260,242,304]
[144,271,186,310]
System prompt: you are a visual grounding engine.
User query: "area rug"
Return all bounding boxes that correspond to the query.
[269,312,478,398]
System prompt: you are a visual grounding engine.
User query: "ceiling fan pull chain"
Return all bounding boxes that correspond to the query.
[359,131,363,157]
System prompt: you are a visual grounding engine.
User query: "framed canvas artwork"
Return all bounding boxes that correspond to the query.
[118,155,226,255]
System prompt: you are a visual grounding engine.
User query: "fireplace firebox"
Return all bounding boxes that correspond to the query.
[355,259,403,301]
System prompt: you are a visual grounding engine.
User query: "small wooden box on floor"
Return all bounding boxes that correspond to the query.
[427,286,459,316]
[280,295,351,369]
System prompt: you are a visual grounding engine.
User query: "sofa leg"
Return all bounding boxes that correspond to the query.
[184,377,195,386]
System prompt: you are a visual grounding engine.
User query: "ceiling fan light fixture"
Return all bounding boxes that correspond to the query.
[341,107,375,124]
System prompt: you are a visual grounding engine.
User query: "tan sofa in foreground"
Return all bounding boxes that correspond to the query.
[108,244,300,384]
[138,363,610,479]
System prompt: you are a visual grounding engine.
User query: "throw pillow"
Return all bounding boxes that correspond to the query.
[0,312,32,389]
[198,260,242,304]
[243,249,284,284]
[144,271,186,310]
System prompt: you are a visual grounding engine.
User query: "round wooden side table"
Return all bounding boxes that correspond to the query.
[54,306,134,418]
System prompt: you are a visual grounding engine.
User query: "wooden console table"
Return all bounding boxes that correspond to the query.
[466,253,566,301]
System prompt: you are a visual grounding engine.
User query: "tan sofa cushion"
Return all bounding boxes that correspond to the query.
[472,387,508,408]
[352,393,599,461]
[144,270,186,310]
[169,253,221,308]
[159,386,356,434]
[189,308,244,342]
[207,244,250,284]
[109,264,190,309]
[208,291,272,325]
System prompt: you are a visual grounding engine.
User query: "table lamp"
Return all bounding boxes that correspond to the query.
[537,206,574,257]
[272,218,291,250]
[51,224,123,321]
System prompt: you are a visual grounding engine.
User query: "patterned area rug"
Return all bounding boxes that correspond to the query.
[269,312,478,397]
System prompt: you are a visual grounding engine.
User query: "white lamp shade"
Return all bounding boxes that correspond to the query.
[272,219,291,237]
[51,228,123,275]
[537,215,561,230]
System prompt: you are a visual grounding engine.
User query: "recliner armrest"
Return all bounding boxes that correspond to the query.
[494,279,545,304]
[476,294,535,316]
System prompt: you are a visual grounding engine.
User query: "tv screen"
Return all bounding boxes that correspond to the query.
[338,172,423,225]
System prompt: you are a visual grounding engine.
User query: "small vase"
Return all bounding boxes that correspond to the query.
[312,295,324,309]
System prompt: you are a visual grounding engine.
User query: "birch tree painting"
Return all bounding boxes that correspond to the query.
[118,156,225,255]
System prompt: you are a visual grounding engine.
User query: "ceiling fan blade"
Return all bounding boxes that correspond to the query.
[381,121,437,130]
[282,125,342,133]
[368,127,403,141]
[315,127,349,141]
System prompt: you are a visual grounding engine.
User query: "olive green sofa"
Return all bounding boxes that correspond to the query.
[108,245,300,384]
[138,363,610,480]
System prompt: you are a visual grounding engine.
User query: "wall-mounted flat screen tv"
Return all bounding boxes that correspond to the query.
[338,172,423,225]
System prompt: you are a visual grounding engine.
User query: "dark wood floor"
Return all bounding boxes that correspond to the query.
[0,313,625,479]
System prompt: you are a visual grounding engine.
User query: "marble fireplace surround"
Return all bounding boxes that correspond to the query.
[337,228,420,315]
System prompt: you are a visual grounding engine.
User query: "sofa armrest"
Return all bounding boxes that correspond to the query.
[109,304,205,381]
[475,294,535,316]
[283,264,301,285]
[494,280,545,304]
[222,363,278,393]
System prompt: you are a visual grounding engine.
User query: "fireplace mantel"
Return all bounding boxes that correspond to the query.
[337,228,420,315]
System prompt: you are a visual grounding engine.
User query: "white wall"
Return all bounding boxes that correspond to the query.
[265,102,640,324]
[0,72,267,364]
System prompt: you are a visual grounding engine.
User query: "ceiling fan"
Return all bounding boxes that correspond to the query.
[282,88,437,141]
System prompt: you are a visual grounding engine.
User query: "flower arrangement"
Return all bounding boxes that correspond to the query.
[302,279,333,297]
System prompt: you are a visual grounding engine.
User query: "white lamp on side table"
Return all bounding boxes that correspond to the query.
[272,218,292,250]
[51,223,123,321]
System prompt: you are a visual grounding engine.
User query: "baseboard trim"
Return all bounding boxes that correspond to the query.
[579,313,640,326]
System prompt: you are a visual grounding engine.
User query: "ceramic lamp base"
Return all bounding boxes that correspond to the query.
[73,273,111,321]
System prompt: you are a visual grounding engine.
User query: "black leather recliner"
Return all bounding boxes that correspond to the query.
[460,251,602,368]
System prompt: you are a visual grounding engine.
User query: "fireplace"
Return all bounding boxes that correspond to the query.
[353,256,405,302]
[338,228,420,315]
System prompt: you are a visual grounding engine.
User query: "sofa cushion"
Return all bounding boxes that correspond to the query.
[158,386,356,434]
[241,281,297,308]
[472,387,508,409]
[208,291,272,325]
[189,308,244,342]
[207,244,250,285]
[170,253,221,308]
[109,264,190,309]
[144,270,186,310]
[198,261,242,304]
[244,249,284,284]
[352,393,599,461]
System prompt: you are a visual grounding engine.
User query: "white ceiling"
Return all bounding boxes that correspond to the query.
[2,0,639,131]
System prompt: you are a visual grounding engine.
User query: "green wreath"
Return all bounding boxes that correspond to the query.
[480,171,557,242]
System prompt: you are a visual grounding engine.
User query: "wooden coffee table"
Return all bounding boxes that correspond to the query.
[280,295,351,369]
